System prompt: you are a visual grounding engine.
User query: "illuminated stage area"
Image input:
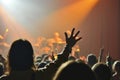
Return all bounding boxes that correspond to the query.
[0,0,120,60]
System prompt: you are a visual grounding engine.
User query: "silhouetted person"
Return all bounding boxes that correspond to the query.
[0,28,81,80]
[87,54,98,67]
[106,53,112,71]
[112,61,120,80]
[53,60,96,80]
[92,63,112,80]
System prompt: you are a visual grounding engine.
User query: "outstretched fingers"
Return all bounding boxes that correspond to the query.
[76,37,82,41]
[64,32,68,41]
[74,30,80,38]
[70,28,75,38]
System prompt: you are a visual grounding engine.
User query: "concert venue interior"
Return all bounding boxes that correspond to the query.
[0,0,120,60]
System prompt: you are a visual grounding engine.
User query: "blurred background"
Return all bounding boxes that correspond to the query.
[0,0,120,60]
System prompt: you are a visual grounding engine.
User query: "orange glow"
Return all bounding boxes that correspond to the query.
[5,28,9,32]
[40,0,99,31]
[0,35,4,39]
[0,0,99,57]
[80,56,86,62]
[76,48,80,52]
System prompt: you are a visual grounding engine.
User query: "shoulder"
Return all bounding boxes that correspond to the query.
[112,73,119,80]
[0,75,9,80]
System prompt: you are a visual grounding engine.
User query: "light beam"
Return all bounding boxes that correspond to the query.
[1,0,13,5]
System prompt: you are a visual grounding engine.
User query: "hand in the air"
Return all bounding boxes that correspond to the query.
[64,28,82,47]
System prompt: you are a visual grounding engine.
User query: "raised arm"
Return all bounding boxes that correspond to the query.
[58,28,82,60]
[98,48,104,62]
[41,28,82,80]
[106,52,112,71]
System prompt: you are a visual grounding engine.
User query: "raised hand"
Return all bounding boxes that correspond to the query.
[106,52,112,70]
[64,28,82,47]
[98,48,104,62]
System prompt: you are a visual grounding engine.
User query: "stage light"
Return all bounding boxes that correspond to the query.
[1,0,13,5]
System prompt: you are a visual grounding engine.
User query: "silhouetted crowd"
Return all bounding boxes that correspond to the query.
[0,28,119,80]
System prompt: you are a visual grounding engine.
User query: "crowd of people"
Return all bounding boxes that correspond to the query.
[0,28,119,80]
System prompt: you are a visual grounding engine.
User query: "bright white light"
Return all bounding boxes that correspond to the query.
[1,0,14,5]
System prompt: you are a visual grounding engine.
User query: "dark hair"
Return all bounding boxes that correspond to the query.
[8,39,34,71]
[92,63,112,80]
[112,60,120,73]
[87,54,98,67]
[53,60,96,80]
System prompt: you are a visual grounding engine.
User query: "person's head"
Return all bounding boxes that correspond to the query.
[53,60,96,80]
[8,39,34,71]
[112,60,120,73]
[92,63,112,80]
[87,54,98,67]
